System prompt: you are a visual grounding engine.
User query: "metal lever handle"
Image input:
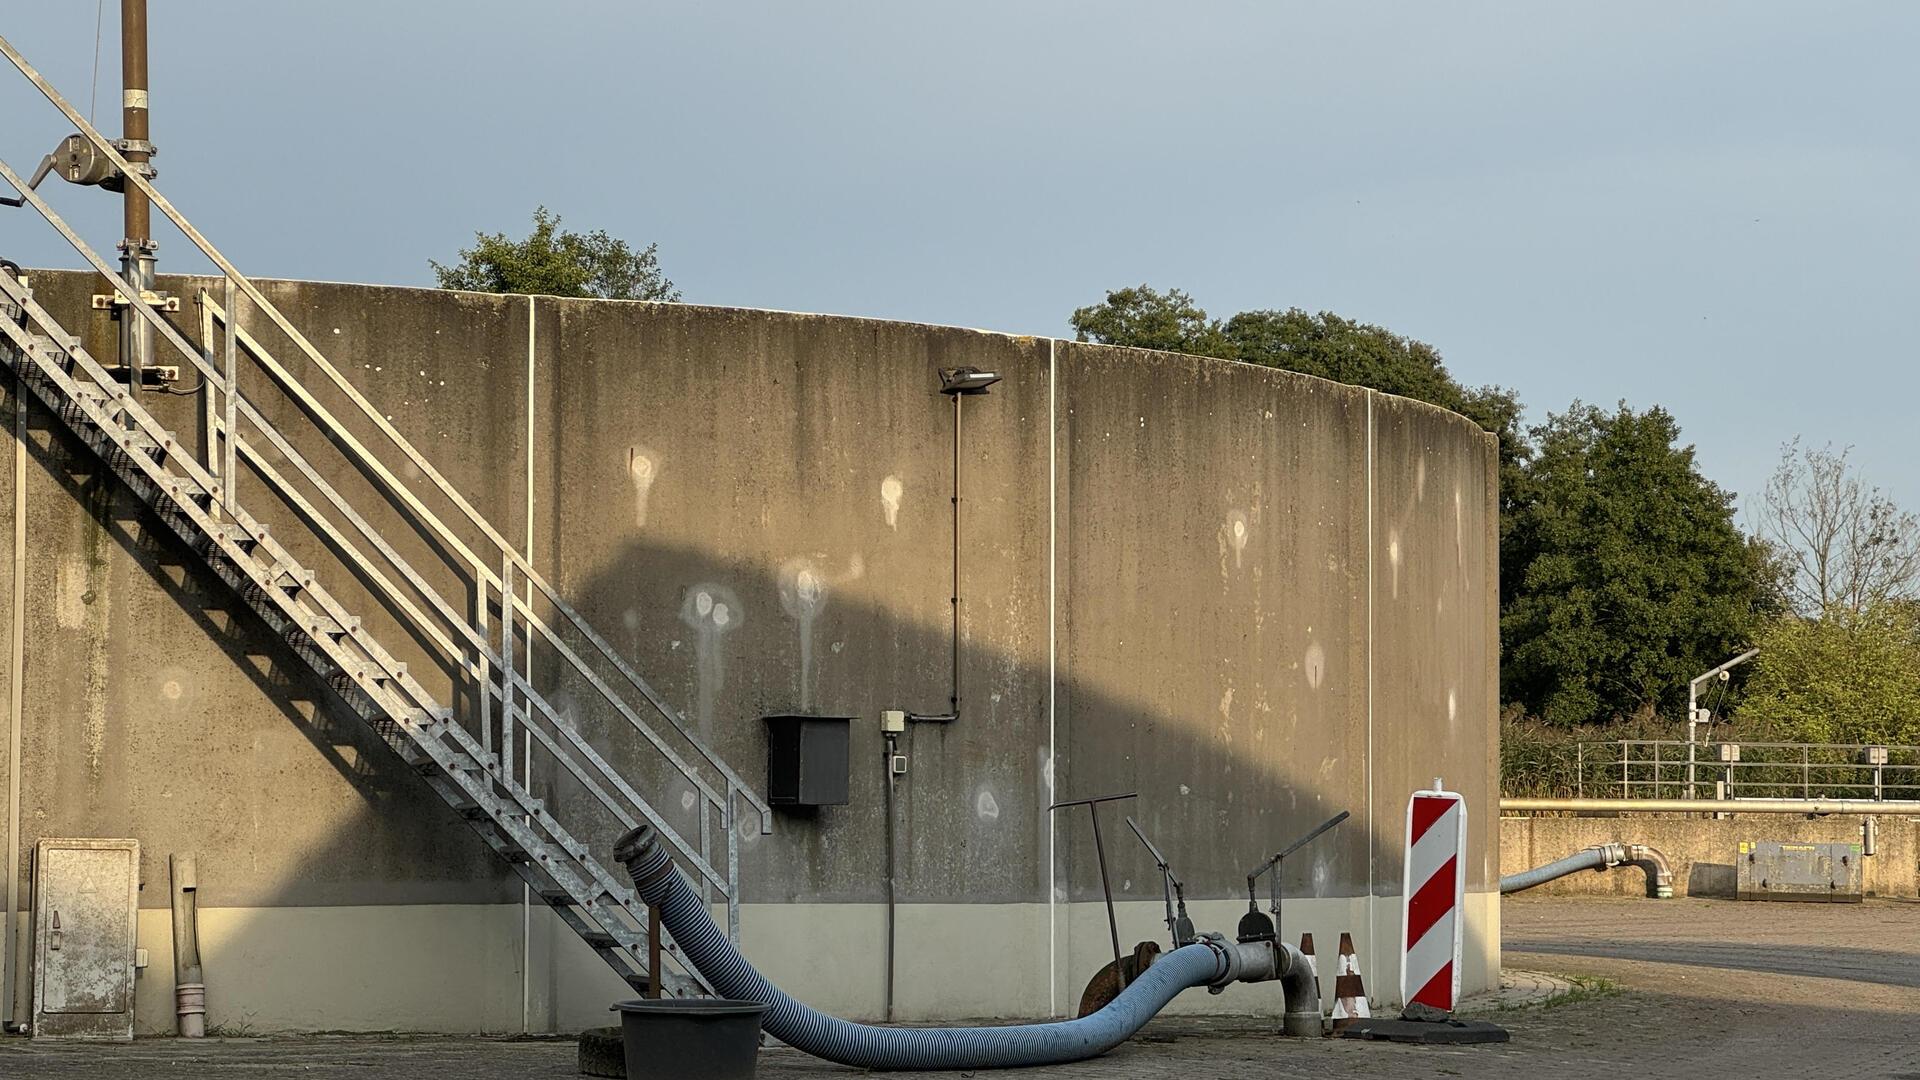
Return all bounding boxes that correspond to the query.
[0,153,54,209]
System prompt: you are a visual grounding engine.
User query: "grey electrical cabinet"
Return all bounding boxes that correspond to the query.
[1735,840,1864,903]
[31,838,140,1040]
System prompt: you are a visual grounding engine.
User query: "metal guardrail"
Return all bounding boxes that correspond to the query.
[1502,796,1920,815]
[0,33,767,951]
[1566,739,1920,803]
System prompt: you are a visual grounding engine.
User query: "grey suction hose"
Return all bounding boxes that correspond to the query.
[1501,842,1674,898]
[617,827,1320,1070]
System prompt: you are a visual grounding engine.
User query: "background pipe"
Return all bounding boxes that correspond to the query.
[617,827,1317,1071]
[1501,842,1674,898]
[168,853,205,1036]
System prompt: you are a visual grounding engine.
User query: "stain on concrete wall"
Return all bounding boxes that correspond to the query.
[3,274,1499,1027]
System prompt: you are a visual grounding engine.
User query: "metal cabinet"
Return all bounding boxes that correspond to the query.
[31,838,140,1040]
[1735,840,1864,903]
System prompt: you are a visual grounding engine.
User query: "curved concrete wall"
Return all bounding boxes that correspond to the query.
[1,274,1497,1031]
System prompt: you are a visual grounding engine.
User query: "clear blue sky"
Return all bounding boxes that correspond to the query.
[4,3,1916,516]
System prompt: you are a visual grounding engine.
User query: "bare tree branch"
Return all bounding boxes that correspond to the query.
[1756,439,1920,616]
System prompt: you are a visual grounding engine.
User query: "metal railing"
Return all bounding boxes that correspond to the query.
[1568,739,1920,803]
[0,34,767,940]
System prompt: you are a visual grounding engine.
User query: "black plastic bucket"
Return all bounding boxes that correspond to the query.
[612,999,767,1080]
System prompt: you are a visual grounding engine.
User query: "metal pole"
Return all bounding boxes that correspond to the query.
[647,904,662,1000]
[119,0,155,389]
[1048,792,1137,990]
[1088,808,1120,984]
[950,391,961,714]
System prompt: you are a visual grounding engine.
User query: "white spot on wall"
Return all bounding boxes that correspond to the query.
[830,641,845,654]
[880,475,904,530]
[1454,487,1464,567]
[622,608,641,631]
[1448,689,1458,723]
[681,790,697,812]
[628,446,659,528]
[1303,642,1327,690]
[681,584,743,736]
[976,790,1001,821]
[780,558,830,711]
[1179,784,1191,796]
[1219,687,1235,721]
[161,679,182,701]
[1387,530,1403,598]
[1224,510,1250,571]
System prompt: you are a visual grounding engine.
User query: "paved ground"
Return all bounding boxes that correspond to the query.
[4,897,1917,1078]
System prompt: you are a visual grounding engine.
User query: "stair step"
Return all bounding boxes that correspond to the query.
[12,295,744,1003]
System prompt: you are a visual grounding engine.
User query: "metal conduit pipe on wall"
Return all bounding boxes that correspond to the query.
[617,827,1320,1071]
[1501,842,1674,898]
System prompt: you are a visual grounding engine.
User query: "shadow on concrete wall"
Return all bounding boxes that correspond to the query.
[9,372,1494,1012]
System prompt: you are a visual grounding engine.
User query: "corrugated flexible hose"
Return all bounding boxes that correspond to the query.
[616,826,1231,1070]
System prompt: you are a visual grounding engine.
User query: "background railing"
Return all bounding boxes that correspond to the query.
[1532,739,1920,802]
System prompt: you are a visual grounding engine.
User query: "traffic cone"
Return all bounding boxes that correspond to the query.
[1329,932,1371,1032]
[1298,933,1322,1012]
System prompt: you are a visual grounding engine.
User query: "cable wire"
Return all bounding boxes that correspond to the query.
[89,0,105,124]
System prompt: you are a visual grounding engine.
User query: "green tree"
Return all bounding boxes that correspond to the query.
[1069,284,1234,358]
[1070,285,1529,501]
[1737,602,1920,745]
[431,207,680,301]
[1501,402,1766,726]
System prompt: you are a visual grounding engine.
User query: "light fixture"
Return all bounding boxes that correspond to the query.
[938,367,1002,395]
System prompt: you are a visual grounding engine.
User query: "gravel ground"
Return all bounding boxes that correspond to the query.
[4,897,1917,1079]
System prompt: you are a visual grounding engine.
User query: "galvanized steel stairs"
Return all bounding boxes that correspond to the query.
[0,34,769,1003]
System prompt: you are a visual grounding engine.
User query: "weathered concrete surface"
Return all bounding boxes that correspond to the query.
[1502,813,1919,898]
[2,275,1499,1030]
[8,900,1920,1077]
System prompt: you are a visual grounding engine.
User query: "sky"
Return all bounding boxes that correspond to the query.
[3,3,1916,516]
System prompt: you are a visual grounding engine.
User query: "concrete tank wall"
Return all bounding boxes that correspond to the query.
[1,273,1498,1033]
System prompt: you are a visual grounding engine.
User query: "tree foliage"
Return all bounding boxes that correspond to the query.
[1069,285,1526,480]
[1756,440,1920,617]
[432,207,680,301]
[1501,403,1768,726]
[1738,602,1920,745]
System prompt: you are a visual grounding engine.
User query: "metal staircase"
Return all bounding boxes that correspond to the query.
[0,36,768,1000]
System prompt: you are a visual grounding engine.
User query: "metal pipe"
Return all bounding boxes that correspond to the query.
[883,731,898,1022]
[1622,843,1674,898]
[1502,797,1920,814]
[950,391,961,714]
[118,0,155,386]
[1500,842,1673,898]
[168,854,205,1036]
[2,355,24,1030]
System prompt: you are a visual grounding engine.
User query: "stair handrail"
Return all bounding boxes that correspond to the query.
[0,156,742,905]
[0,32,773,835]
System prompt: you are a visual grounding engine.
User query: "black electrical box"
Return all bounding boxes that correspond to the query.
[761,714,851,808]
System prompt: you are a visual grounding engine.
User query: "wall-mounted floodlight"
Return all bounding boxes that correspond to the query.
[938,367,1001,395]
